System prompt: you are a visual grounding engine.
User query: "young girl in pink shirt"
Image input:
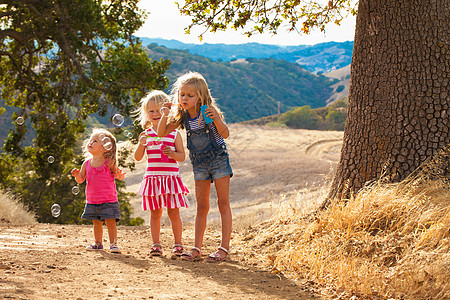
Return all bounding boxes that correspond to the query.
[134,90,189,257]
[71,128,126,253]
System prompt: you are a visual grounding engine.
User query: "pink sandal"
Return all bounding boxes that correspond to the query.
[206,246,229,263]
[172,244,184,256]
[181,247,202,261]
[150,243,162,256]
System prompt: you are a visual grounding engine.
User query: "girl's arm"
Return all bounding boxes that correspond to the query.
[157,115,178,137]
[157,104,179,137]
[71,161,87,183]
[134,131,147,161]
[206,107,230,139]
[162,132,185,162]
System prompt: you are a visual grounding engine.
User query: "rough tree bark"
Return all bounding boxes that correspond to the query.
[325,0,449,205]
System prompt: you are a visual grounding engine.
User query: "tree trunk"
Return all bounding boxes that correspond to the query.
[325,0,449,204]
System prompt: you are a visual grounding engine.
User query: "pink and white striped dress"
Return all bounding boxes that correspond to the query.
[138,128,189,211]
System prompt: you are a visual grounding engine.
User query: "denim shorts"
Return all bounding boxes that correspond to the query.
[192,151,233,182]
[81,202,120,221]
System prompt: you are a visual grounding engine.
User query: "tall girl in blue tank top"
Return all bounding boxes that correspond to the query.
[157,72,233,262]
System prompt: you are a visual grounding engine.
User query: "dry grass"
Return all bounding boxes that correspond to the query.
[0,190,36,224]
[237,149,450,299]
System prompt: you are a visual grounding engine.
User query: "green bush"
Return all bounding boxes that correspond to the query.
[278,106,321,130]
[273,98,348,131]
[336,85,345,93]
[129,217,145,226]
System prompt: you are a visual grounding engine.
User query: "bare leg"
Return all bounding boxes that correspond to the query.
[214,175,232,258]
[150,208,163,245]
[167,208,182,245]
[193,180,211,251]
[92,219,103,244]
[104,219,117,244]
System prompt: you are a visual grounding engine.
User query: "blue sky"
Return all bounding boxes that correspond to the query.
[135,1,356,46]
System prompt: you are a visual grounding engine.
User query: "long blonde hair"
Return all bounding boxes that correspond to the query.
[82,128,118,173]
[169,71,224,129]
[134,90,169,129]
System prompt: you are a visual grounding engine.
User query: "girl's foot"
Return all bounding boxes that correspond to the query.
[86,242,103,251]
[181,247,201,261]
[150,243,163,256]
[206,246,228,263]
[172,244,184,256]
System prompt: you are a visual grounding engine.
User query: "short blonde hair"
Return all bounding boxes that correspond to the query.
[134,90,169,129]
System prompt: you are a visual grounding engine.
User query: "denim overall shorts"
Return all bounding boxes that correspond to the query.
[184,115,233,182]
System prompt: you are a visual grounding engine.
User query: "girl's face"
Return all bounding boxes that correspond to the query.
[179,84,200,113]
[147,101,162,128]
[87,134,106,156]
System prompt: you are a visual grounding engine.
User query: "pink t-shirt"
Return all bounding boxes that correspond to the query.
[85,159,117,204]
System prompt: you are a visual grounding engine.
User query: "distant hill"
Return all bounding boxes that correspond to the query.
[324,65,351,105]
[145,44,338,122]
[139,37,353,74]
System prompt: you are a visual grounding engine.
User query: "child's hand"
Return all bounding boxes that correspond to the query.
[71,168,80,178]
[138,131,148,146]
[205,106,219,120]
[160,102,172,116]
[162,146,174,157]
[115,168,126,180]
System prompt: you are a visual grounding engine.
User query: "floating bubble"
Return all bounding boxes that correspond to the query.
[139,135,147,146]
[47,156,55,164]
[16,116,25,126]
[103,142,113,151]
[72,186,80,195]
[124,130,133,139]
[112,114,124,127]
[98,133,105,140]
[51,204,61,218]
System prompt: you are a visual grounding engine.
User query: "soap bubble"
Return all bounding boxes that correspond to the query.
[51,204,61,218]
[124,130,133,139]
[139,135,147,146]
[72,186,80,195]
[103,142,113,151]
[112,114,124,127]
[16,117,25,125]
[98,133,105,140]
[47,156,55,164]
[101,137,113,150]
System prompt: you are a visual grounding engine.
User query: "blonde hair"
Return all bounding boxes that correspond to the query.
[169,71,224,129]
[82,128,118,173]
[135,90,170,129]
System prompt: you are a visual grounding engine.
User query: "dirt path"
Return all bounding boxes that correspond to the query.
[0,223,318,300]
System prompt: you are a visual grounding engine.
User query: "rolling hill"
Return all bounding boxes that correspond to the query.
[139,38,353,74]
[145,43,339,122]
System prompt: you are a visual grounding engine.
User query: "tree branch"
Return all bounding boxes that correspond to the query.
[0,29,28,44]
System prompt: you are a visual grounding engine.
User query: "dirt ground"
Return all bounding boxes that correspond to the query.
[0,223,322,300]
[0,125,342,299]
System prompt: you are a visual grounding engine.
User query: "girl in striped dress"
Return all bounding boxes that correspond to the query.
[134,90,189,257]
